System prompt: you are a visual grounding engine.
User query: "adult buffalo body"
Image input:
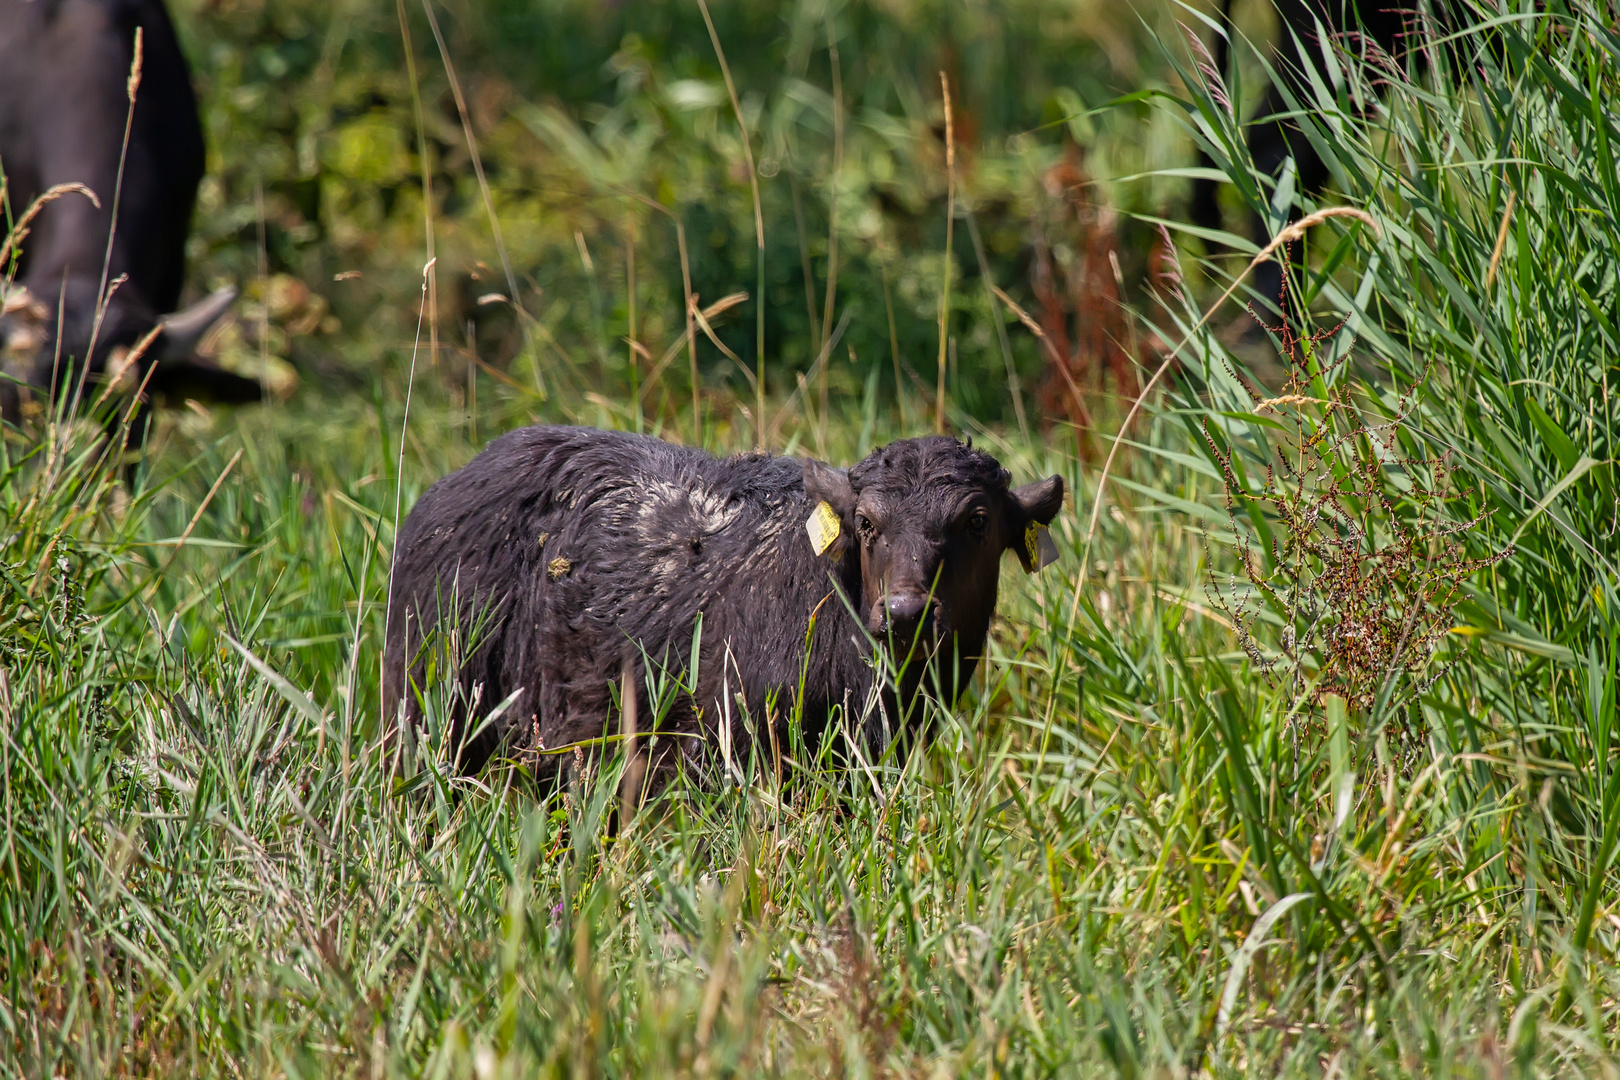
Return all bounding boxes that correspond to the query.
[384,427,1064,781]
[0,0,256,440]
[1191,0,1449,315]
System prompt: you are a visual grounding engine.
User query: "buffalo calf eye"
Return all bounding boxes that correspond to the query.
[967,510,989,537]
[856,514,876,544]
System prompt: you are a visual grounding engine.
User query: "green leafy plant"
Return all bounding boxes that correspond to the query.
[1203,290,1510,719]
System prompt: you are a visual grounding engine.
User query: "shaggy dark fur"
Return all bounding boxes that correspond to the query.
[0,0,257,438]
[383,426,1064,781]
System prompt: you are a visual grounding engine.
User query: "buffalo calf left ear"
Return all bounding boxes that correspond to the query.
[1012,475,1064,525]
[1006,475,1065,572]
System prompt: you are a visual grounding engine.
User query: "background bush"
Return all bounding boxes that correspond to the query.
[176,0,1191,429]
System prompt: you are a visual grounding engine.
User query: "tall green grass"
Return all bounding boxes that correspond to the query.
[1143,0,1620,1047]
[5,0,1620,1074]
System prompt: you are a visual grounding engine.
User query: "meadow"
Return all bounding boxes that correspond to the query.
[3,0,1619,1075]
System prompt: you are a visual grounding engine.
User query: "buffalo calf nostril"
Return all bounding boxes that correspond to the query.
[886,593,929,624]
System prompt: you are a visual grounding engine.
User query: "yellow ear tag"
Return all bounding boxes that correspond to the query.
[806,501,842,556]
[1024,522,1059,573]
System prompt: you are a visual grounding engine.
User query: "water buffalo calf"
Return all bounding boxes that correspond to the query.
[383,426,1064,781]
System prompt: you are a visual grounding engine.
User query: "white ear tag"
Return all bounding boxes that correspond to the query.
[1025,522,1059,573]
[806,501,842,556]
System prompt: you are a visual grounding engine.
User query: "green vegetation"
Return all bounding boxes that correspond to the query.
[4,0,1620,1075]
[174,0,1187,432]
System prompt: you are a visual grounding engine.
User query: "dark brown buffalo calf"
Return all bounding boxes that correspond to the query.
[383,426,1063,781]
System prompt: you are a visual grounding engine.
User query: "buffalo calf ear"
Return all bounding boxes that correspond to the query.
[1010,475,1065,526]
[802,458,856,517]
[1006,475,1064,571]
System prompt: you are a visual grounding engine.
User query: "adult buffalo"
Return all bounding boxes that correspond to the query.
[0,0,256,444]
[1190,0,1450,316]
[384,427,1065,782]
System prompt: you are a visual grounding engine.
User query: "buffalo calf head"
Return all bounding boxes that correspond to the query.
[803,436,1064,692]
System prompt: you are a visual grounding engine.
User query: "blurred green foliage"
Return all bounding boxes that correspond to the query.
[176,0,1194,426]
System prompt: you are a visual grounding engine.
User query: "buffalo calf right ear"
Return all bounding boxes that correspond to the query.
[802,458,856,558]
[802,458,856,517]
